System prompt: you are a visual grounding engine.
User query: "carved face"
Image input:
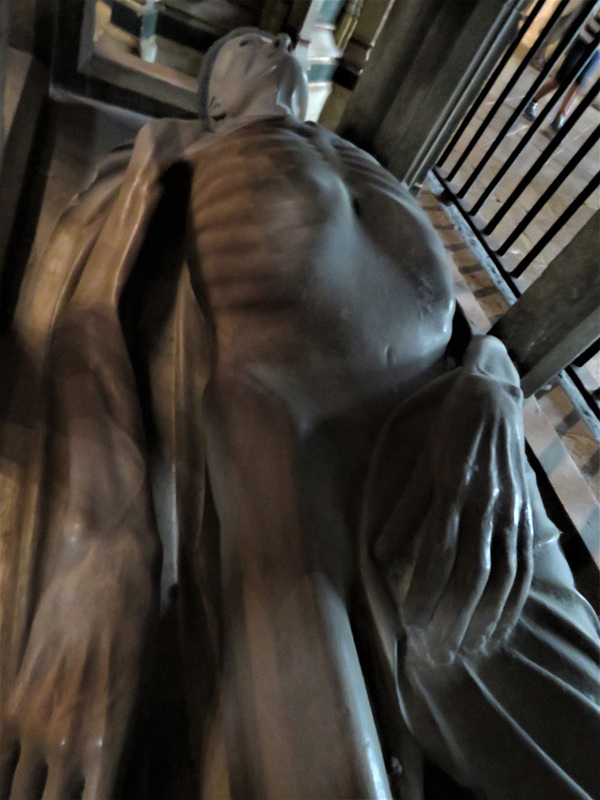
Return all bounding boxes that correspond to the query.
[208,32,308,125]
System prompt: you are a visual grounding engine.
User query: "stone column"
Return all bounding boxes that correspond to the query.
[318,0,395,130]
[337,0,394,85]
[338,0,529,188]
[264,0,345,121]
[296,0,345,120]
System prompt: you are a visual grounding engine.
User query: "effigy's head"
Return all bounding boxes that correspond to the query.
[197,28,308,130]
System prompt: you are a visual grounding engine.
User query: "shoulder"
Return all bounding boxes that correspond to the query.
[300,123,416,203]
[130,118,208,178]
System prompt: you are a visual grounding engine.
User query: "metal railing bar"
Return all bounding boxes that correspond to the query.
[433,167,522,296]
[446,0,576,184]
[433,169,600,422]
[511,171,600,277]
[473,41,600,220]
[483,74,600,234]
[497,127,600,255]
[455,0,598,198]
[437,0,548,170]
[566,364,600,419]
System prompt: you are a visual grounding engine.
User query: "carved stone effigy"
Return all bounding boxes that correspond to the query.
[0,28,599,800]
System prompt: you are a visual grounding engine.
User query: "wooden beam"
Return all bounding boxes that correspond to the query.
[491,211,600,397]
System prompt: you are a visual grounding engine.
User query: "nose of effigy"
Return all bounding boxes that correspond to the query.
[274,33,293,52]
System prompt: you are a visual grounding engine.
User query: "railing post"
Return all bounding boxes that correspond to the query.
[491,211,600,398]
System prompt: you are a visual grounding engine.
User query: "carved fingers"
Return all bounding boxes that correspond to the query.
[0,544,155,800]
[4,741,85,800]
[3,741,47,800]
[41,762,85,800]
[1,680,84,799]
[1,731,116,800]
[2,638,123,800]
[459,434,534,651]
[376,370,534,666]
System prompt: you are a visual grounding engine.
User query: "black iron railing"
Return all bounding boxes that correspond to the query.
[433,0,600,418]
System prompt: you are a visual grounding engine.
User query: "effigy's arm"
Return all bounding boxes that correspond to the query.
[325,130,532,662]
[0,119,203,800]
[375,335,534,665]
[325,130,533,662]
[72,118,203,308]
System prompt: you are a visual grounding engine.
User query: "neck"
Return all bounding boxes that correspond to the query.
[212,86,304,132]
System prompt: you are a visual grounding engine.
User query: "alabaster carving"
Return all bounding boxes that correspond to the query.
[0,28,598,800]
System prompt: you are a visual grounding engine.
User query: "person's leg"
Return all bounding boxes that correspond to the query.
[549,83,580,131]
[533,78,559,102]
[523,78,558,120]
[551,49,600,132]
[558,82,580,116]
[532,10,578,70]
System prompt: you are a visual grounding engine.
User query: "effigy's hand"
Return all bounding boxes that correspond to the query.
[0,537,157,800]
[376,336,534,664]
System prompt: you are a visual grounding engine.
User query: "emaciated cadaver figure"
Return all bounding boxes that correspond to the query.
[0,28,599,800]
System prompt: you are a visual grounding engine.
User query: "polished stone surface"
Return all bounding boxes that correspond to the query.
[1,31,598,797]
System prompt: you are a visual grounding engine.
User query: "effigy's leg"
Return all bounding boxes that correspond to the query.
[203,376,391,800]
[397,535,600,800]
[0,305,162,800]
